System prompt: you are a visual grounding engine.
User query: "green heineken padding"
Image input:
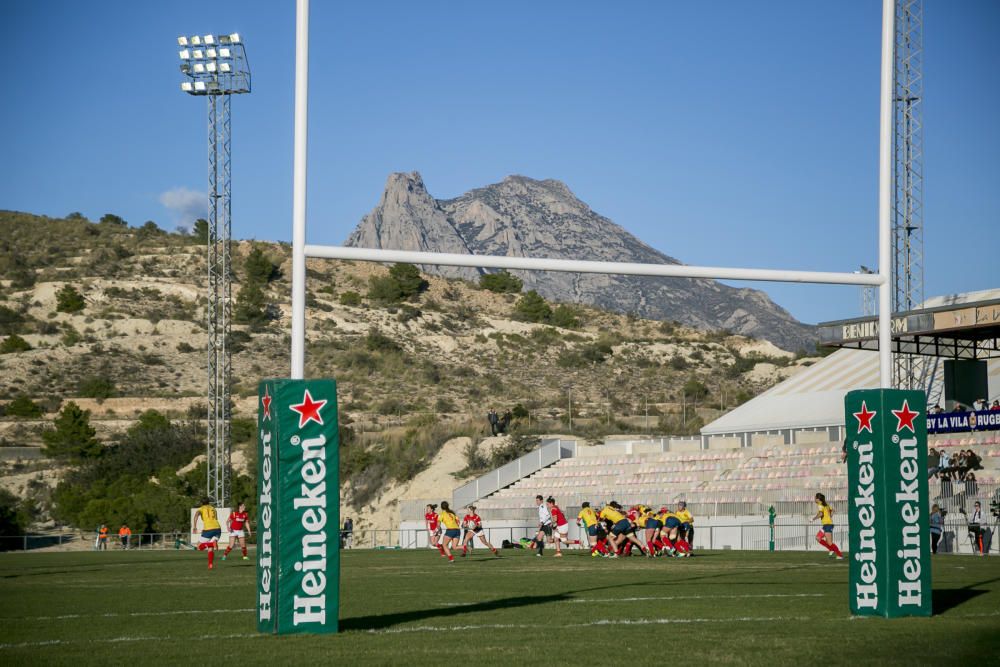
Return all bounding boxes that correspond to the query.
[845,388,932,618]
[257,378,340,634]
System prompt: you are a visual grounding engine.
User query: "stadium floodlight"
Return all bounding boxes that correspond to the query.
[174,33,252,506]
[177,36,188,46]
[229,33,241,43]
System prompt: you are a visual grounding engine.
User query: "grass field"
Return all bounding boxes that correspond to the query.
[1,548,999,665]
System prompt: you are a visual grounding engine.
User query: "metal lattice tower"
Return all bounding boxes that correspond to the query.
[177,34,251,505]
[891,0,925,390]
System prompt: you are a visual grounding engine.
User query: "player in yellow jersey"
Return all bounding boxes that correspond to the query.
[600,501,643,556]
[577,502,603,556]
[675,501,695,553]
[192,497,222,569]
[437,500,462,563]
[640,506,662,556]
[811,493,843,559]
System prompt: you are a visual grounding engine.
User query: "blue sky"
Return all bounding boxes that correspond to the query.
[2,1,997,325]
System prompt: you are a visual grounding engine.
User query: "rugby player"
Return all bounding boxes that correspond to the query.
[460,505,499,557]
[192,497,222,569]
[223,501,251,561]
[437,501,462,563]
[811,493,843,559]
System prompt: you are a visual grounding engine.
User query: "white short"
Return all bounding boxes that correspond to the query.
[230,529,245,538]
[556,524,569,536]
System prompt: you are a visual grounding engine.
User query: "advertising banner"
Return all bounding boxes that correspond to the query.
[257,378,340,635]
[846,389,932,618]
[927,409,1000,434]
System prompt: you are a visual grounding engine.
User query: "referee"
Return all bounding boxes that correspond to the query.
[533,494,553,557]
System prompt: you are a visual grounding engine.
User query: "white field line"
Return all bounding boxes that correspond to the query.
[7,608,254,622]
[566,593,827,603]
[3,611,1000,649]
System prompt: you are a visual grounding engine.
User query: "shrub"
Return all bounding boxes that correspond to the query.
[79,375,117,400]
[389,263,429,298]
[479,270,523,294]
[0,306,24,335]
[0,334,31,354]
[365,328,401,353]
[99,213,127,226]
[367,275,403,303]
[339,291,361,306]
[6,395,43,418]
[682,378,709,401]
[550,304,581,329]
[244,246,279,284]
[235,281,269,326]
[56,284,85,313]
[513,290,552,323]
[176,341,196,353]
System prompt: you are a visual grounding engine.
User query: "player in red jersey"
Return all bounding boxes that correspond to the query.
[425,503,445,556]
[460,505,499,556]
[546,497,573,556]
[223,501,251,561]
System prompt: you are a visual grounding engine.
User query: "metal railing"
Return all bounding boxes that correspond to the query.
[0,532,211,552]
[452,439,577,508]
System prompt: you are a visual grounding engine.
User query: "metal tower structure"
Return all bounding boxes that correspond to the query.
[891,0,925,390]
[177,34,251,505]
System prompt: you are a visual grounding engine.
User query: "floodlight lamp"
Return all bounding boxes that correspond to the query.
[229,33,241,44]
[177,36,188,46]
[218,47,231,58]
[180,63,192,74]
[193,63,206,74]
[181,81,194,92]
[179,49,191,60]
[190,35,202,46]
[206,48,217,59]
[192,49,204,59]
[204,34,215,45]
[219,63,232,73]
[206,62,217,73]
[193,81,207,91]
[218,35,231,44]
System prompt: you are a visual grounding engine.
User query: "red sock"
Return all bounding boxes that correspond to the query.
[448,555,454,562]
[198,542,207,551]
[242,546,248,557]
[676,540,690,553]
[829,543,842,557]
[208,547,215,567]
[650,539,661,551]
[819,540,833,552]
[224,546,232,556]
[662,539,674,551]
[437,544,445,555]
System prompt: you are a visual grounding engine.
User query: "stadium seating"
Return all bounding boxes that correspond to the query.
[474,431,1000,520]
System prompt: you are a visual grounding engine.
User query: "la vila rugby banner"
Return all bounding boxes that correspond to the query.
[257,379,340,635]
[845,389,931,619]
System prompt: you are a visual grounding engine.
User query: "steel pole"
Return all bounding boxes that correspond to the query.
[878,0,895,387]
[291,0,310,379]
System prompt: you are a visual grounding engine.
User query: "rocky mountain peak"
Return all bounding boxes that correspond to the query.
[345,173,815,351]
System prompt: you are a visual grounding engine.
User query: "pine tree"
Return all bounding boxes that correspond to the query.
[42,402,102,461]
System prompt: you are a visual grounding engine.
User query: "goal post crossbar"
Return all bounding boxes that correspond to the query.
[304,244,886,287]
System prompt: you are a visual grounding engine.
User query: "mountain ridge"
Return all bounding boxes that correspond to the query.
[345,172,815,351]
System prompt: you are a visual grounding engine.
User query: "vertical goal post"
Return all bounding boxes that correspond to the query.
[259,0,924,635]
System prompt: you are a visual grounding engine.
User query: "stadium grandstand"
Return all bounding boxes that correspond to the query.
[406,290,1000,553]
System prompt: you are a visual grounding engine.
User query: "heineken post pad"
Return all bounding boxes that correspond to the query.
[845,388,932,618]
[257,379,340,634]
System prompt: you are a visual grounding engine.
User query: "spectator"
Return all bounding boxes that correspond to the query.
[968,502,985,555]
[954,451,968,480]
[930,404,943,414]
[927,448,941,479]
[929,504,943,555]
[965,472,978,498]
[118,524,131,549]
[498,409,512,434]
[939,450,951,475]
[941,471,953,498]
[341,517,354,549]
[487,408,499,436]
[966,449,983,472]
[974,398,987,411]
[952,403,966,413]
[991,400,999,411]
[97,524,109,551]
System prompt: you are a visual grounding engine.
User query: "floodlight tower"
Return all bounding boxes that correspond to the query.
[892,0,924,390]
[177,33,251,505]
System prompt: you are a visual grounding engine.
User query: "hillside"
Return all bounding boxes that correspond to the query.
[0,210,818,533]
[346,172,817,351]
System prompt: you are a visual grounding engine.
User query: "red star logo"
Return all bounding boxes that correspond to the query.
[892,399,920,433]
[853,401,877,434]
[289,389,327,428]
[261,386,272,421]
